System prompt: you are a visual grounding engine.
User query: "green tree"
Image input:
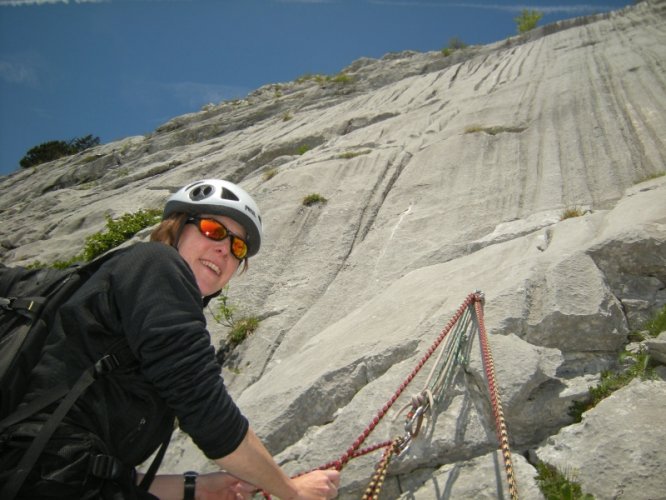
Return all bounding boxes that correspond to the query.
[70,134,100,152]
[20,134,101,169]
[515,9,543,34]
[20,140,73,169]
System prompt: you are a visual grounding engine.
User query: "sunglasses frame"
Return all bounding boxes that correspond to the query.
[186,216,248,260]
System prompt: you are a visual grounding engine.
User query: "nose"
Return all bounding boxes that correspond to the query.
[213,236,232,255]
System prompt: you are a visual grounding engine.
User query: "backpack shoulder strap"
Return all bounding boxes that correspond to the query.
[0,296,47,320]
[0,336,135,499]
[139,426,174,490]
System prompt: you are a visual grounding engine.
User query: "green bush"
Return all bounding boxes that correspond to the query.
[570,305,665,421]
[296,145,310,155]
[302,193,328,206]
[20,134,100,169]
[535,462,594,500]
[70,134,100,152]
[569,349,656,422]
[330,72,353,85]
[515,9,543,34]
[212,287,260,348]
[296,72,353,86]
[213,287,236,327]
[228,317,260,346]
[81,209,162,261]
[25,208,161,269]
[51,256,85,269]
[441,36,467,56]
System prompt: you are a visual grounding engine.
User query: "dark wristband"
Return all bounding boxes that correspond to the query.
[183,471,198,500]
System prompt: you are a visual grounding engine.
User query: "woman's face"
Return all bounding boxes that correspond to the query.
[177,214,245,296]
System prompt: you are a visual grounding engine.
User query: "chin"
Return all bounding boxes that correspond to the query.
[203,282,226,297]
[201,286,218,297]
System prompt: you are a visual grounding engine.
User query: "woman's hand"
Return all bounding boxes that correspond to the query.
[214,429,341,499]
[288,469,340,500]
[144,471,256,500]
[196,469,340,500]
[197,471,257,500]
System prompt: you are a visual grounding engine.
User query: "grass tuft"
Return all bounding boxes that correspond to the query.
[464,124,526,135]
[262,168,278,182]
[338,150,371,160]
[568,306,664,422]
[302,193,328,206]
[561,206,584,220]
[644,304,666,338]
[535,462,594,500]
[212,287,260,349]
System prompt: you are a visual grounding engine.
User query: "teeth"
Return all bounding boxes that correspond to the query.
[202,260,221,276]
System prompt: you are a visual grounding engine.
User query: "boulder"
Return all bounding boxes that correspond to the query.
[534,380,666,500]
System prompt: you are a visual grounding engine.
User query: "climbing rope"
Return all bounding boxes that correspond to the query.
[394,302,474,438]
[333,293,480,474]
[361,438,402,500]
[265,292,518,500]
[475,297,519,500]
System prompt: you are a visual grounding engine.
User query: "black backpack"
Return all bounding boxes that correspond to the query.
[0,250,170,498]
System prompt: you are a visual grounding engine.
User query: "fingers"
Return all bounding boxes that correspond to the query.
[231,481,258,493]
[322,469,340,486]
[230,480,258,499]
[327,479,338,498]
[292,470,341,499]
[318,469,340,498]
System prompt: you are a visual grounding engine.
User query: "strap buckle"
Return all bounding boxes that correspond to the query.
[1,296,42,318]
[89,454,123,479]
[0,297,15,310]
[93,353,121,376]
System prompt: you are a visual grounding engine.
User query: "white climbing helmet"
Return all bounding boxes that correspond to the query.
[164,179,263,257]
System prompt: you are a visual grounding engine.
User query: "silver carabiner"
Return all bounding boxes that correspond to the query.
[395,433,414,456]
[404,404,427,438]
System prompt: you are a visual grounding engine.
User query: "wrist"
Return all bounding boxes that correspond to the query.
[183,470,198,500]
[279,478,300,500]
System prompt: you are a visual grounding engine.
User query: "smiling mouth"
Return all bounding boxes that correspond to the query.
[201,259,221,276]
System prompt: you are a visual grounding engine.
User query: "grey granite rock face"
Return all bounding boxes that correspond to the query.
[534,380,666,500]
[1,1,665,498]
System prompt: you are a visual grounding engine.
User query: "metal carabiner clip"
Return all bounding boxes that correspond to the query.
[395,433,414,456]
[405,402,428,439]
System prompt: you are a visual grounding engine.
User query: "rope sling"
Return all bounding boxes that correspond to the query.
[265,291,518,500]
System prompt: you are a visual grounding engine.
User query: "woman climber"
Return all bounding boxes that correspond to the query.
[0,179,340,499]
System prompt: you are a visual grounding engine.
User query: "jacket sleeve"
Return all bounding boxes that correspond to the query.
[109,242,248,459]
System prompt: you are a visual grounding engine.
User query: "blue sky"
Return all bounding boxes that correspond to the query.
[0,0,633,175]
